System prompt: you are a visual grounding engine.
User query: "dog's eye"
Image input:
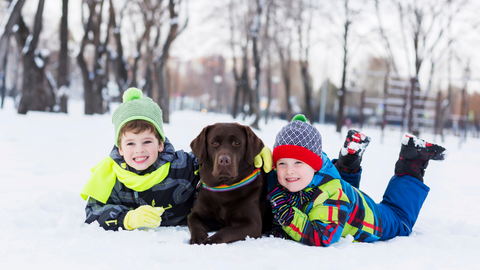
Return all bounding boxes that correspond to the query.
[233,140,241,146]
[211,140,219,146]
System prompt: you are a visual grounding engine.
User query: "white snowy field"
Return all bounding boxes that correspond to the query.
[1,98,479,270]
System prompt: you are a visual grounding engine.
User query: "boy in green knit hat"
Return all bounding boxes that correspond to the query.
[81,88,200,230]
[81,88,272,231]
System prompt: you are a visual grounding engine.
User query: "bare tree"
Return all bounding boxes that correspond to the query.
[77,0,110,115]
[18,0,55,114]
[374,0,398,75]
[229,7,243,120]
[423,0,478,141]
[272,0,294,121]
[262,0,274,124]
[294,0,315,122]
[153,0,189,123]
[108,0,130,97]
[387,0,474,135]
[0,0,26,109]
[228,0,253,120]
[335,0,366,133]
[249,0,267,129]
[57,0,69,113]
[130,0,164,96]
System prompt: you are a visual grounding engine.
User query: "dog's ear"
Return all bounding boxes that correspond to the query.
[190,125,211,164]
[243,125,265,166]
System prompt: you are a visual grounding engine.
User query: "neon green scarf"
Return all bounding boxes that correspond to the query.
[80,157,170,204]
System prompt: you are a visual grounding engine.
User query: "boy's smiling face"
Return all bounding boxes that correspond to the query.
[119,129,164,171]
[276,158,316,192]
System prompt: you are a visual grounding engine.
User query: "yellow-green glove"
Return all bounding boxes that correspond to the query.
[254,146,273,173]
[124,205,165,230]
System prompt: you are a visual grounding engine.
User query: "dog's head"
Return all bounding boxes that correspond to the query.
[190,123,264,187]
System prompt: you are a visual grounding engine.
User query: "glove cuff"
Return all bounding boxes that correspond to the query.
[117,212,129,230]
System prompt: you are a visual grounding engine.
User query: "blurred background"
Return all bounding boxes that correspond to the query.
[1,0,479,141]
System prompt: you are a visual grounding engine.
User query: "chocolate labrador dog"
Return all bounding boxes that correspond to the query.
[188,123,272,244]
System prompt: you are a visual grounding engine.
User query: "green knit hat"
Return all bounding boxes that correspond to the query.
[112,88,165,146]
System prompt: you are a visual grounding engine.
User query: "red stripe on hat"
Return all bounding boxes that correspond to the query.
[273,145,323,171]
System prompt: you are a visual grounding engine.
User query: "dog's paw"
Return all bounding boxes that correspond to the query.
[206,233,232,244]
[189,233,209,245]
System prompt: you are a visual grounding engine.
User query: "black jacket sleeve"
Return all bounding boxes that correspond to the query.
[84,189,131,231]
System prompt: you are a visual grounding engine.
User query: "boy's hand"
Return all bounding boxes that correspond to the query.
[124,205,165,230]
[254,146,273,173]
[267,184,295,226]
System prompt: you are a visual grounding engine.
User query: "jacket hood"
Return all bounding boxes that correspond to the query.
[306,152,341,189]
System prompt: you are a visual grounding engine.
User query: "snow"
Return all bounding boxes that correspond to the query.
[34,56,44,68]
[22,34,32,54]
[341,141,361,156]
[1,97,480,269]
[402,133,427,147]
[171,16,179,26]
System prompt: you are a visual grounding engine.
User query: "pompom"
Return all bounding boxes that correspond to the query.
[123,88,143,102]
[292,114,307,123]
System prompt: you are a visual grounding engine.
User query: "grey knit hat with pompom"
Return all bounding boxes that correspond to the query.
[273,114,323,171]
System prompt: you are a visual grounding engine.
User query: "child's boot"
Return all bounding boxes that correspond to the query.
[394,134,446,182]
[335,130,371,174]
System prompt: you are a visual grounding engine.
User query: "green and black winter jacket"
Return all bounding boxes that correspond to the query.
[81,138,200,231]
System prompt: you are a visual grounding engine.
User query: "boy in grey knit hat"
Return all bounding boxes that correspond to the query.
[266,114,446,246]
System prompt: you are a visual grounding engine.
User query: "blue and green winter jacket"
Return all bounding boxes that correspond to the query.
[267,152,383,246]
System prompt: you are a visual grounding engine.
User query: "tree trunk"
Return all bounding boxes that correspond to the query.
[240,46,250,119]
[153,0,188,124]
[12,13,29,49]
[131,1,162,95]
[297,0,314,123]
[109,0,129,97]
[0,39,9,109]
[250,46,260,127]
[0,0,26,79]
[77,0,106,115]
[231,53,241,119]
[278,46,292,121]
[434,91,442,136]
[57,0,69,113]
[265,53,272,125]
[1,0,26,109]
[145,25,161,98]
[229,2,241,119]
[18,0,50,114]
[336,19,349,133]
[130,38,142,88]
[154,58,169,122]
[249,0,264,130]
[408,77,419,136]
[264,1,273,124]
[300,63,313,121]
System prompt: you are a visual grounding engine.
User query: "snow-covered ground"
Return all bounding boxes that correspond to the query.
[1,98,479,269]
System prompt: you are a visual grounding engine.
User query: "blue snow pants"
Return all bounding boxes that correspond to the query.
[377,174,430,240]
[339,169,430,241]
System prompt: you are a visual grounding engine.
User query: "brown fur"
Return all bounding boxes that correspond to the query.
[188,123,272,244]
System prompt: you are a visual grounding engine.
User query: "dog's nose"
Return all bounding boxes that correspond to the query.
[218,155,231,166]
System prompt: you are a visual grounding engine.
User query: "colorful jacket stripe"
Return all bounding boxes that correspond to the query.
[84,139,200,231]
[269,153,383,246]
